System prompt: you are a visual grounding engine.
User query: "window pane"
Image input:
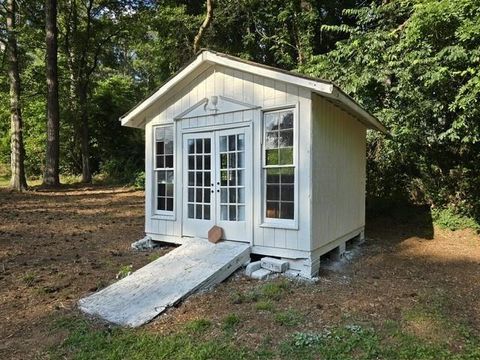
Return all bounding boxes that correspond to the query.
[188,155,195,170]
[166,198,174,211]
[237,134,244,150]
[279,147,293,165]
[280,167,294,183]
[196,139,203,154]
[229,205,236,221]
[196,155,203,170]
[280,111,293,129]
[188,188,194,202]
[195,204,202,219]
[188,172,194,186]
[204,205,210,220]
[221,171,228,186]
[204,189,211,203]
[204,155,211,170]
[196,172,203,186]
[237,152,244,168]
[266,149,279,165]
[188,139,194,154]
[188,204,194,218]
[279,129,293,147]
[237,170,244,186]
[281,184,294,202]
[204,171,211,186]
[221,188,228,203]
[165,155,173,168]
[238,188,245,203]
[158,198,166,210]
[229,153,236,168]
[228,135,236,151]
[267,184,280,201]
[196,188,202,203]
[266,168,280,183]
[229,188,236,203]
[221,205,228,220]
[155,127,165,141]
[238,205,245,221]
[220,136,227,152]
[166,183,174,197]
[156,141,164,155]
[158,184,165,196]
[266,201,279,218]
[265,113,278,131]
[220,153,227,169]
[166,171,174,183]
[157,156,164,168]
[265,132,278,149]
[204,139,211,153]
[281,202,294,219]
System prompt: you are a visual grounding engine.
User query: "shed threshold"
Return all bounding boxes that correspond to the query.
[78,239,251,327]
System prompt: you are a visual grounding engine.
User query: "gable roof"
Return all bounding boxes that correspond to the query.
[120,49,388,134]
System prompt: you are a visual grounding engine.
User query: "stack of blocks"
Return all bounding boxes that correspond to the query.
[245,257,291,280]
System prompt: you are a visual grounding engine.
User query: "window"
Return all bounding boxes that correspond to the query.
[263,109,295,221]
[155,126,174,213]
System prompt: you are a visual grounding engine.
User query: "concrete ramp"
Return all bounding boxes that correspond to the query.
[78,239,250,327]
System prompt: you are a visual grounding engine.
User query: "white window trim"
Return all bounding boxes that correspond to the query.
[153,124,176,219]
[260,104,299,229]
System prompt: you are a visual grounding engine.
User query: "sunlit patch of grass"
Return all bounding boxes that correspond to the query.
[255,300,274,312]
[222,313,241,332]
[274,309,303,327]
[22,272,38,287]
[185,318,212,334]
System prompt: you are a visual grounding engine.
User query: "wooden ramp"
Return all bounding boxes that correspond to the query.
[78,239,250,327]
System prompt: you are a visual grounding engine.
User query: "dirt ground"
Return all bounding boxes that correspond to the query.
[0,186,479,359]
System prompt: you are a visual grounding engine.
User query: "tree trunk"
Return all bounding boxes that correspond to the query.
[79,84,91,183]
[43,0,60,186]
[6,0,28,191]
[193,0,214,53]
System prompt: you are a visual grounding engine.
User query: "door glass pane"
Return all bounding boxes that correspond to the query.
[187,136,212,220]
[218,133,245,222]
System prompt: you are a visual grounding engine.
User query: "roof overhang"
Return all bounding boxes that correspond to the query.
[120,50,388,134]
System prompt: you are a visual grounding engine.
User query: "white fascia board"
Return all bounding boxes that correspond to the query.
[120,53,207,127]
[204,51,334,94]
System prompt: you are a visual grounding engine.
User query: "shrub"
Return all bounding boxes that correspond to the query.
[431,207,479,231]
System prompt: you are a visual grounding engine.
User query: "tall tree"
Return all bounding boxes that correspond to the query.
[5,0,28,190]
[44,0,60,186]
[193,0,213,53]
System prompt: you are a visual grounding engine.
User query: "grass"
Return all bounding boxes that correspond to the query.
[222,313,241,332]
[50,314,480,360]
[274,309,303,327]
[185,319,212,334]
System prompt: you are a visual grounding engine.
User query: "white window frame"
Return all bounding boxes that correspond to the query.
[153,124,175,218]
[260,105,299,229]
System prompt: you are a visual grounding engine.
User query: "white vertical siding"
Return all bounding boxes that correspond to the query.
[311,94,366,251]
[145,64,312,252]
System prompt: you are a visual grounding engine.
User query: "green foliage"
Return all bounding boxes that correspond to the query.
[274,309,303,327]
[300,0,480,221]
[222,313,241,331]
[115,265,132,279]
[255,300,274,312]
[51,317,251,360]
[185,319,212,334]
[432,207,480,231]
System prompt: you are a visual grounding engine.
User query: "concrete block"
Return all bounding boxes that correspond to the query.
[261,257,289,273]
[250,268,272,280]
[245,261,262,276]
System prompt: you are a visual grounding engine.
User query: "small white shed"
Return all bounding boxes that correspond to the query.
[121,50,387,277]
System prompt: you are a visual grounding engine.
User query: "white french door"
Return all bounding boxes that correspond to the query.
[182,126,251,242]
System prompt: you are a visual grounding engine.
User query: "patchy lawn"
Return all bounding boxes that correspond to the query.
[0,186,479,359]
